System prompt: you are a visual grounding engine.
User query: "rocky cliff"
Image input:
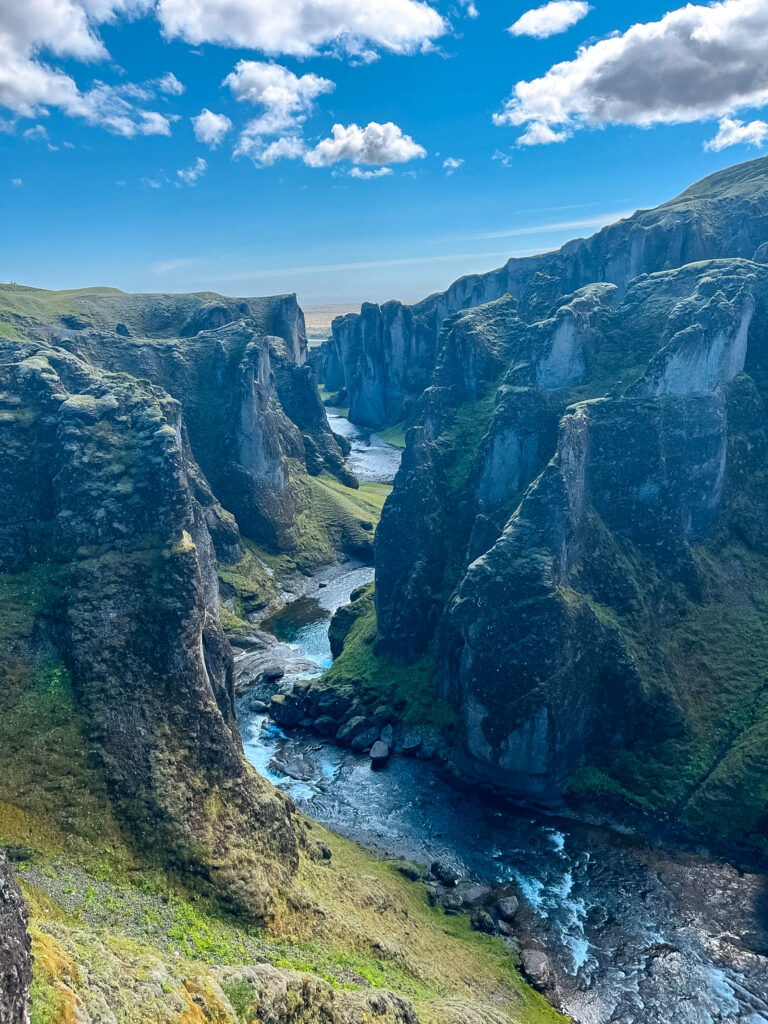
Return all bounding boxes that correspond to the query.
[0,343,301,918]
[0,856,31,1024]
[363,159,768,858]
[320,156,768,428]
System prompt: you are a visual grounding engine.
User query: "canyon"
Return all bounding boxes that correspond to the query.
[2,155,768,1024]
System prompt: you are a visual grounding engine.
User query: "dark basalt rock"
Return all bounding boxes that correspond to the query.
[362,158,768,857]
[320,155,768,430]
[0,346,300,919]
[0,856,31,1024]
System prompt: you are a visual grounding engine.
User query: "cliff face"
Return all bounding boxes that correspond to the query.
[0,344,300,917]
[369,160,768,856]
[321,156,768,428]
[0,289,356,556]
[0,856,31,1024]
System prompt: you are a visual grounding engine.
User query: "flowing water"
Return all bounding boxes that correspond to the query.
[236,415,768,1024]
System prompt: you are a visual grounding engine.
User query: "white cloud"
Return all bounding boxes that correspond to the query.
[10,177,22,186]
[443,156,464,174]
[0,1,175,135]
[155,0,446,58]
[192,108,232,148]
[227,61,333,134]
[227,61,334,164]
[142,177,162,188]
[177,155,207,184]
[508,1,590,39]
[259,136,307,166]
[704,115,768,151]
[492,148,513,166]
[517,121,571,146]
[305,121,426,167]
[496,0,768,145]
[348,166,393,179]
[157,71,184,95]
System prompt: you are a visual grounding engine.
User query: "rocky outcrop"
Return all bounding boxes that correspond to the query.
[370,224,768,853]
[321,156,768,427]
[215,964,418,1023]
[0,856,31,1024]
[0,346,300,918]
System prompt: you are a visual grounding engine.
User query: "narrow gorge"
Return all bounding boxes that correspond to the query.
[1,155,768,1024]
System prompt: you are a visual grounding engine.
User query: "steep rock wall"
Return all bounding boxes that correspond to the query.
[0,346,300,917]
[323,156,768,428]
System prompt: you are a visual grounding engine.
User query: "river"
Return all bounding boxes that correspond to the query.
[236,410,768,1024]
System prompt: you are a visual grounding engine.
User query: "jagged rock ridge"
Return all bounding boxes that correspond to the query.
[367,158,768,857]
[320,155,768,428]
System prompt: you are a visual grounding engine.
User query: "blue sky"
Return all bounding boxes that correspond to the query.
[2,0,768,305]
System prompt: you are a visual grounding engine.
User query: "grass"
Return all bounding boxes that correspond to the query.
[375,422,407,448]
[567,545,768,855]
[443,385,499,492]
[321,603,457,731]
[14,821,563,1024]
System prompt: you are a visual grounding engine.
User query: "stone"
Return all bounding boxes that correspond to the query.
[380,723,395,747]
[400,730,422,756]
[351,726,381,753]
[369,741,390,767]
[312,715,338,736]
[496,895,519,921]
[430,861,459,887]
[0,856,32,1024]
[471,910,496,934]
[336,715,368,745]
[269,693,303,728]
[521,950,554,988]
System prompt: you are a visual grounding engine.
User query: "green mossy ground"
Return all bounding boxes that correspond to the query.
[376,423,407,449]
[320,602,456,732]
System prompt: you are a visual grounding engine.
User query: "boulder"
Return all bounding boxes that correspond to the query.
[400,730,422,756]
[521,950,554,989]
[430,861,459,887]
[471,910,496,934]
[336,715,368,745]
[496,895,519,921]
[312,715,338,736]
[0,856,32,1024]
[351,727,381,753]
[369,741,391,767]
[269,693,303,728]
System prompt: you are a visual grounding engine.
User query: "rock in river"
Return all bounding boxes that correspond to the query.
[370,741,391,767]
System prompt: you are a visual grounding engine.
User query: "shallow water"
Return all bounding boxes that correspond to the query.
[326,409,403,485]
[237,413,768,1024]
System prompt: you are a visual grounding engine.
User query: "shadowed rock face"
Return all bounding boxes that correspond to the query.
[321,156,768,428]
[0,856,31,1024]
[3,292,354,557]
[0,345,300,919]
[372,202,768,853]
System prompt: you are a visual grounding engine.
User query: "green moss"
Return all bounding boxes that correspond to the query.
[29,977,62,1024]
[375,422,407,448]
[568,546,768,853]
[322,604,456,730]
[0,320,19,339]
[443,386,499,491]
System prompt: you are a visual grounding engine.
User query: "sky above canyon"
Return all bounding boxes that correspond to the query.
[3,0,768,304]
